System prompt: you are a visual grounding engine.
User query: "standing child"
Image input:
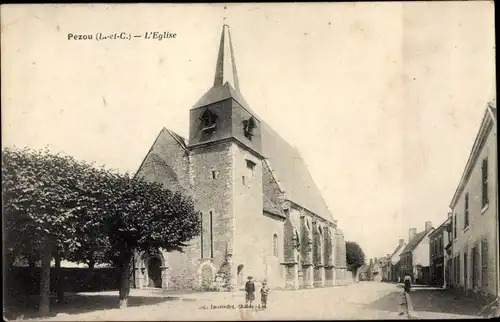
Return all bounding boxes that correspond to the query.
[260,281,270,309]
[245,276,255,307]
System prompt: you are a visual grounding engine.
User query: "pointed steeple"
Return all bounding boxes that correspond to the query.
[214,24,240,90]
[192,24,257,118]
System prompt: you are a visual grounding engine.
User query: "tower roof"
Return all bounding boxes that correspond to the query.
[214,24,239,90]
[192,24,255,116]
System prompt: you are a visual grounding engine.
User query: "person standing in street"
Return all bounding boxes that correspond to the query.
[245,276,255,307]
[260,280,270,309]
[404,274,411,293]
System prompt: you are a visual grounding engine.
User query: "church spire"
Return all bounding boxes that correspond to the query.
[213,24,240,90]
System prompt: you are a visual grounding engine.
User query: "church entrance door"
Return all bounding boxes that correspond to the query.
[237,264,244,287]
[148,257,162,288]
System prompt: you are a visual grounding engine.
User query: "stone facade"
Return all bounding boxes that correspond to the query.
[449,101,498,298]
[132,24,350,291]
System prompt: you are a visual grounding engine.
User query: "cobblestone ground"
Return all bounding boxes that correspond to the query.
[20,282,408,321]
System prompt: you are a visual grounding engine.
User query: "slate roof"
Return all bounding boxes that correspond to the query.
[263,198,285,218]
[400,231,427,254]
[192,24,335,223]
[192,82,258,120]
[261,121,335,223]
[389,243,405,261]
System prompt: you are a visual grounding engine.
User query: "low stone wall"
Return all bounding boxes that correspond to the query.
[4,266,121,297]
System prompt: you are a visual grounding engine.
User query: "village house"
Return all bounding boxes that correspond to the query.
[358,260,373,281]
[381,238,406,282]
[372,257,384,282]
[449,99,497,299]
[429,217,451,287]
[132,24,349,291]
[399,222,435,284]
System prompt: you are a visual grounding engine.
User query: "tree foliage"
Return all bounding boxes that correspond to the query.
[2,147,102,263]
[346,241,365,273]
[2,147,201,309]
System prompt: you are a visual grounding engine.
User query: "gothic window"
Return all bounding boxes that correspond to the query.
[481,158,489,208]
[211,170,219,179]
[243,117,256,140]
[272,234,278,257]
[201,211,214,258]
[209,211,214,258]
[199,108,218,132]
[200,212,204,258]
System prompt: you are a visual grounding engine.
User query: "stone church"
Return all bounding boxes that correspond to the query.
[132,24,349,291]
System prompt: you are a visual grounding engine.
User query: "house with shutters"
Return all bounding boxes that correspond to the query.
[131,24,349,291]
[381,238,406,282]
[399,222,435,284]
[429,217,452,287]
[448,99,498,299]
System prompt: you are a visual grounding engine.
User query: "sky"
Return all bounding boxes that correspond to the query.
[1,2,495,261]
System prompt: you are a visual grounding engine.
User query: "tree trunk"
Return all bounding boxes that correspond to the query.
[352,268,358,283]
[88,260,95,269]
[54,253,64,303]
[118,251,133,309]
[39,251,51,316]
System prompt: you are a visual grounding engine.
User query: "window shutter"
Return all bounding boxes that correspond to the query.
[481,239,488,288]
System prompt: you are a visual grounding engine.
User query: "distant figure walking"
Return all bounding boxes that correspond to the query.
[404,275,411,293]
[245,276,255,306]
[260,281,270,309]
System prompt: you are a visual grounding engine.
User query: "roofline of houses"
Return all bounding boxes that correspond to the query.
[449,103,495,208]
[400,228,435,255]
[428,217,451,238]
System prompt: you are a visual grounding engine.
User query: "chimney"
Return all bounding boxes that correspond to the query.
[386,253,390,259]
[409,228,417,241]
[425,221,433,232]
[399,238,404,246]
[374,257,378,264]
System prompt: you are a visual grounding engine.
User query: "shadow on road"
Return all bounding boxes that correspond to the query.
[360,291,405,313]
[409,289,492,317]
[4,294,186,320]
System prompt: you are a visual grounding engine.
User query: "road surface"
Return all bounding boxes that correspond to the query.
[21,282,408,321]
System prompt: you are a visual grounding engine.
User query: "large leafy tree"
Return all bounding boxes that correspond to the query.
[2,147,106,314]
[99,174,200,308]
[346,241,366,282]
[2,147,201,312]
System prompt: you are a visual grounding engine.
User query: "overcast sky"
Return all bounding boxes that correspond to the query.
[1,2,495,261]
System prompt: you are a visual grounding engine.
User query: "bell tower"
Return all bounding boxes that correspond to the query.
[187,24,265,285]
[188,24,262,156]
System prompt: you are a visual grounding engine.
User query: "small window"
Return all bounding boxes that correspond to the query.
[212,170,219,179]
[242,175,245,185]
[481,158,489,208]
[246,159,256,179]
[453,213,457,238]
[464,193,469,229]
[272,234,278,257]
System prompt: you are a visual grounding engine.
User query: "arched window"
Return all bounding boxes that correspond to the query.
[272,234,278,257]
